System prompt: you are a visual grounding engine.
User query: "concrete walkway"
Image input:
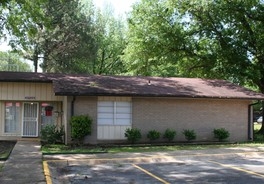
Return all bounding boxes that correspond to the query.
[0,141,45,184]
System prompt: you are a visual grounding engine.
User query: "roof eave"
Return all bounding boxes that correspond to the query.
[54,92,264,100]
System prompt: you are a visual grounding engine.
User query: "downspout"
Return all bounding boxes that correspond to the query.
[71,96,76,117]
[248,100,260,140]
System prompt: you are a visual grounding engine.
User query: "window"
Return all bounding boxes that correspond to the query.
[41,103,55,126]
[5,102,20,133]
[98,101,131,125]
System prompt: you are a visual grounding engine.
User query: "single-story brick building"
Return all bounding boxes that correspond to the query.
[0,71,264,144]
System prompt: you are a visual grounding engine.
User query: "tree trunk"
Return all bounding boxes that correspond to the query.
[33,47,39,73]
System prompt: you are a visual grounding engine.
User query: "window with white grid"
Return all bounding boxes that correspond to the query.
[97,101,131,125]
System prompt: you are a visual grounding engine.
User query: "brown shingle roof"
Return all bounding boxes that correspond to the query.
[0,71,53,82]
[0,71,264,99]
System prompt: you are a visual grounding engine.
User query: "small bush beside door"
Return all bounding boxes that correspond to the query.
[70,115,93,144]
[40,125,64,144]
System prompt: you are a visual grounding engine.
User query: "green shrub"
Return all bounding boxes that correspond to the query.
[147,130,161,141]
[182,129,196,141]
[163,128,176,142]
[70,115,92,143]
[125,128,142,143]
[253,132,264,142]
[40,124,64,144]
[213,128,230,141]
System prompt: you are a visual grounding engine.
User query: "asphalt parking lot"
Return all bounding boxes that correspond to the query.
[44,147,264,184]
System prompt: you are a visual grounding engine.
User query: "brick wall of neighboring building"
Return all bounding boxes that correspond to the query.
[132,97,250,142]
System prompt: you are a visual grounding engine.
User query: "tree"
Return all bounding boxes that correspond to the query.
[40,0,97,73]
[0,51,32,72]
[124,0,187,76]
[2,0,48,72]
[2,0,97,73]
[125,0,264,84]
[171,0,264,132]
[169,0,264,89]
[125,0,264,132]
[91,6,127,75]
[2,0,127,74]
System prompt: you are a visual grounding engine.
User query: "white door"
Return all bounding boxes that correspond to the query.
[22,102,39,137]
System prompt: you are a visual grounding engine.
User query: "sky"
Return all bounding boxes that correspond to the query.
[93,0,138,16]
[0,0,139,52]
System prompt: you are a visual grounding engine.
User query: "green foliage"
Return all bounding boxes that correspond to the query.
[40,125,64,144]
[253,124,264,142]
[2,0,97,73]
[91,7,127,75]
[0,51,32,72]
[124,0,184,76]
[70,115,93,143]
[124,0,264,93]
[182,129,197,141]
[213,128,230,141]
[163,128,176,142]
[253,132,264,142]
[147,130,161,141]
[2,0,127,74]
[38,0,97,73]
[124,128,142,144]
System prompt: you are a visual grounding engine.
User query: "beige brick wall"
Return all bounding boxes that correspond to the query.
[132,97,250,142]
[69,96,98,144]
[66,96,251,144]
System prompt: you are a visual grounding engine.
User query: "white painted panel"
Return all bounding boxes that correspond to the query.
[103,126,109,139]
[97,118,113,125]
[97,125,131,140]
[120,126,128,139]
[109,126,115,139]
[115,119,130,125]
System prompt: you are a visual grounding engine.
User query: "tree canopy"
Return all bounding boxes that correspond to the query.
[125,0,264,92]
[1,0,128,74]
[2,0,264,93]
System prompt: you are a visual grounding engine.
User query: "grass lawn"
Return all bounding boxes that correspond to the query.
[41,144,107,154]
[41,142,264,154]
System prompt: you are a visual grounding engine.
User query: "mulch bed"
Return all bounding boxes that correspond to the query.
[0,141,16,160]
